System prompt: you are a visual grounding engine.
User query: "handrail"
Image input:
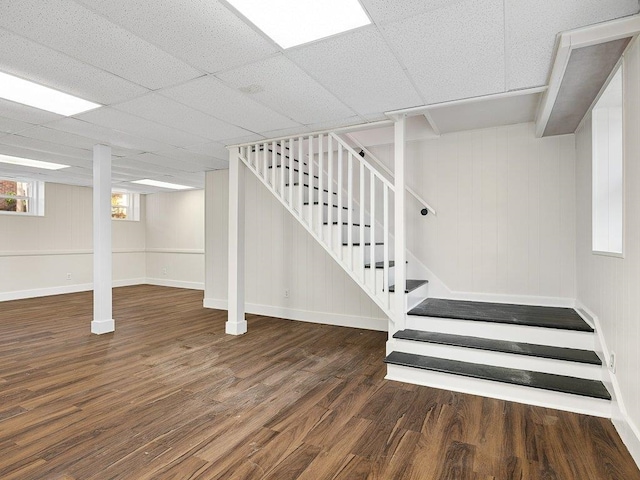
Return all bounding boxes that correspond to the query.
[329,133,395,191]
[343,133,437,216]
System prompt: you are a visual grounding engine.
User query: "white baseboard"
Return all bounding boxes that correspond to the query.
[576,300,640,468]
[203,297,388,331]
[0,278,146,302]
[145,277,205,290]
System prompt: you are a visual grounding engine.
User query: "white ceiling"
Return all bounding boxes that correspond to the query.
[0,0,636,193]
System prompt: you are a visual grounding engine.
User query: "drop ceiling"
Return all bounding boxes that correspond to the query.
[0,0,637,192]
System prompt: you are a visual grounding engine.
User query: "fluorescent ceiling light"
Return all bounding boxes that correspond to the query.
[226,0,370,48]
[0,71,101,116]
[0,153,70,170]
[132,179,193,190]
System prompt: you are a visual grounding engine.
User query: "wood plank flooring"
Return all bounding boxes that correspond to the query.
[0,285,638,480]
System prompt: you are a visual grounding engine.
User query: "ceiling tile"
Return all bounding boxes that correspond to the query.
[154,147,228,169]
[0,115,34,135]
[113,93,252,142]
[505,0,639,90]
[216,55,356,125]
[160,76,301,133]
[16,125,144,158]
[0,98,63,125]
[0,133,91,160]
[46,118,173,153]
[288,27,422,115]
[0,142,90,167]
[184,141,229,159]
[73,0,278,73]
[0,28,148,105]
[75,107,209,148]
[0,0,201,90]
[381,0,505,104]
[361,0,467,25]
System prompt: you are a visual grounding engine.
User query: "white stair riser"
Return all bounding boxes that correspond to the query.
[386,364,611,418]
[390,339,602,380]
[406,282,429,311]
[289,185,340,204]
[343,245,386,264]
[405,315,595,351]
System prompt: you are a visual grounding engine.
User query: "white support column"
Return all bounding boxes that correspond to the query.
[393,116,407,333]
[91,144,114,335]
[227,147,247,335]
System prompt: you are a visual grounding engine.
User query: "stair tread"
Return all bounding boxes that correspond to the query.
[408,298,594,332]
[388,280,429,294]
[285,183,338,195]
[364,261,406,269]
[342,242,384,246]
[303,201,349,210]
[393,330,602,365]
[384,352,611,400]
[268,165,319,179]
[324,221,371,227]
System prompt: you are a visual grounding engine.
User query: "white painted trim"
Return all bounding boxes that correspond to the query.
[145,248,205,255]
[91,318,115,335]
[575,300,640,467]
[145,278,205,291]
[0,249,145,257]
[0,278,146,302]
[229,120,393,148]
[386,86,547,118]
[203,298,388,332]
[386,364,611,418]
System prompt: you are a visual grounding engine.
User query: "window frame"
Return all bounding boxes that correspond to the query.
[592,63,624,257]
[0,177,45,216]
[111,191,140,221]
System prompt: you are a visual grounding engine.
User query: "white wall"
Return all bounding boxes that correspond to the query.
[145,189,205,290]
[0,182,146,300]
[575,37,640,463]
[204,169,387,331]
[371,122,577,304]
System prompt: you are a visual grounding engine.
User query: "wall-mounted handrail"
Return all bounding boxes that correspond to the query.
[344,133,437,216]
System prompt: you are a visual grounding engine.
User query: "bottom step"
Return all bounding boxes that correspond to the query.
[385,351,610,400]
[385,352,612,417]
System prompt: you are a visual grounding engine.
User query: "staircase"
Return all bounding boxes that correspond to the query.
[237,130,611,418]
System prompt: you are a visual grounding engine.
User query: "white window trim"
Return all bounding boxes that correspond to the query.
[0,178,45,216]
[111,191,140,221]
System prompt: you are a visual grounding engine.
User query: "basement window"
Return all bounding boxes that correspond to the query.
[592,66,623,256]
[0,178,44,216]
[111,192,140,221]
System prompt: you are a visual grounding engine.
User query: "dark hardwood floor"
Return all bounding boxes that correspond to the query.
[0,285,638,480]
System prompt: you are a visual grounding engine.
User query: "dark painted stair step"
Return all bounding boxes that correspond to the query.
[384,351,611,400]
[364,261,407,269]
[408,298,593,332]
[303,202,349,210]
[323,221,371,228]
[388,280,429,294]
[393,330,602,365]
[285,182,337,195]
[268,165,319,179]
[342,242,384,246]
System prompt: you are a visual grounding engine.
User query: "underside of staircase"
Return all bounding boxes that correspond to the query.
[236,130,611,418]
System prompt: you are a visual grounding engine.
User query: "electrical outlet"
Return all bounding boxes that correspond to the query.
[162,267,168,276]
[609,352,616,373]
[66,273,72,280]
[284,289,290,298]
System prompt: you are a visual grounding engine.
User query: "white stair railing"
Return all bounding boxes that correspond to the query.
[238,132,396,317]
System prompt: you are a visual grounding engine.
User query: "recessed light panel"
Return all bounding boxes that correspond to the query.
[0,153,70,170]
[0,71,101,116]
[132,179,193,190]
[226,0,370,48]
